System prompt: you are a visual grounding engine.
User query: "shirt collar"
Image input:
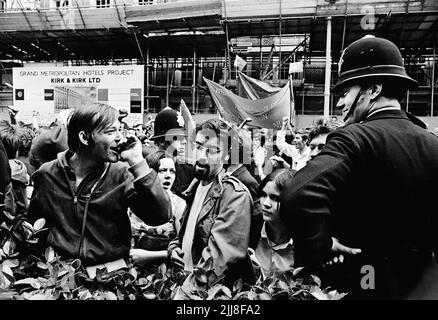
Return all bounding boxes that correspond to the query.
[260,223,293,250]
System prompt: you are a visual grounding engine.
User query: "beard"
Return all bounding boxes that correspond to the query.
[193,161,211,181]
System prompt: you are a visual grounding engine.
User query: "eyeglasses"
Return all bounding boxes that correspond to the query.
[309,143,325,151]
[194,143,222,156]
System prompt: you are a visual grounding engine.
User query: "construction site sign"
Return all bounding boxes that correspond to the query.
[12,65,145,127]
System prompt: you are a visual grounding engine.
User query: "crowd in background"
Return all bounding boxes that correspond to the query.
[1,36,438,300]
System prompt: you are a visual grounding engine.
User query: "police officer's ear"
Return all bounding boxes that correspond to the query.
[367,83,383,101]
[78,131,92,146]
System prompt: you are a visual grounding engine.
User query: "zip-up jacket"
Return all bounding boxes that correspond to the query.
[28,150,171,265]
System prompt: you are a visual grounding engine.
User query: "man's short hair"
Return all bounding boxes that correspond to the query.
[0,120,21,159]
[295,129,309,142]
[309,118,341,142]
[67,103,119,152]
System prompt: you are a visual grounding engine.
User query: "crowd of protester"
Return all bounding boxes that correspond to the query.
[1,36,438,300]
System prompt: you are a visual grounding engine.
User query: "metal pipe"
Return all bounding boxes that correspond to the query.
[166,51,169,108]
[324,17,332,119]
[146,38,149,112]
[432,41,435,117]
[193,47,196,113]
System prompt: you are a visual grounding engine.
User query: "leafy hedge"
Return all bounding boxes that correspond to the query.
[0,212,346,300]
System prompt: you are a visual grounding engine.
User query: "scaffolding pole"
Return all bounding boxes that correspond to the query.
[193,47,196,113]
[146,38,149,113]
[324,17,332,119]
[432,41,435,117]
[166,51,170,108]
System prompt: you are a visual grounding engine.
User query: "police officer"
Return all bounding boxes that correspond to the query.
[280,35,438,299]
[149,107,194,197]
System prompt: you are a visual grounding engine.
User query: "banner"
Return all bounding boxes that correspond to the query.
[204,77,294,129]
[12,65,144,126]
[288,61,304,74]
[237,71,280,100]
[233,54,247,71]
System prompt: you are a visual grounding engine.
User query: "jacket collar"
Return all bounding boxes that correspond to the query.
[363,109,426,129]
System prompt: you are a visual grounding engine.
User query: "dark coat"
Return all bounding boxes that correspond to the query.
[0,140,10,206]
[280,110,438,299]
[28,150,171,265]
[230,165,263,249]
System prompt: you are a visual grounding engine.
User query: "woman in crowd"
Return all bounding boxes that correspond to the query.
[129,150,186,266]
[250,168,297,279]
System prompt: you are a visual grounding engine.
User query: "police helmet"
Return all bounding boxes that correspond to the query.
[332,35,418,92]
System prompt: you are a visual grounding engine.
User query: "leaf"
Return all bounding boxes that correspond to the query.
[220,285,232,298]
[2,259,19,269]
[27,293,56,300]
[158,263,167,276]
[95,267,107,282]
[292,267,304,277]
[310,287,329,300]
[37,262,48,270]
[12,231,24,242]
[45,247,55,264]
[327,290,348,300]
[105,291,118,300]
[129,267,138,281]
[232,278,243,294]
[310,275,322,287]
[22,221,34,233]
[0,222,11,231]
[257,292,272,300]
[25,239,39,244]
[1,270,15,287]
[193,268,207,285]
[207,284,222,300]
[14,278,41,289]
[272,290,289,300]
[195,289,208,300]
[33,218,46,231]
[2,240,14,256]
[233,291,249,300]
[210,273,225,287]
[58,269,69,279]
[277,280,290,293]
[204,256,214,271]
[71,259,81,271]
[143,291,156,300]
[0,289,17,300]
[32,228,49,236]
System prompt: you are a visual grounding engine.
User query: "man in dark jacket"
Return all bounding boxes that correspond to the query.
[280,35,438,299]
[28,103,171,266]
[0,139,11,213]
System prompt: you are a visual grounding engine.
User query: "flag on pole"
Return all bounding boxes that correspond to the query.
[288,61,304,74]
[204,77,294,130]
[233,54,247,71]
[237,71,281,99]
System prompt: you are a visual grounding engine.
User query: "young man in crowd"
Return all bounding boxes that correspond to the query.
[280,35,438,299]
[28,103,171,266]
[168,119,254,287]
[276,118,310,171]
[307,118,342,161]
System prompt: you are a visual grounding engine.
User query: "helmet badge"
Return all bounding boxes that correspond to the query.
[176,111,185,127]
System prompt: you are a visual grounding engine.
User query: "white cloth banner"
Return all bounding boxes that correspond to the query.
[234,54,247,71]
[288,61,304,74]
